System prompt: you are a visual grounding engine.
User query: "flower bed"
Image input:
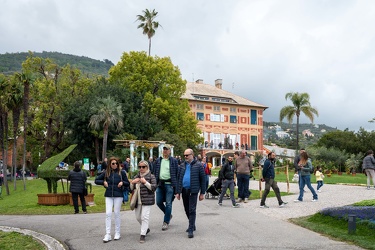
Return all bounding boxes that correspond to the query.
[320,206,375,220]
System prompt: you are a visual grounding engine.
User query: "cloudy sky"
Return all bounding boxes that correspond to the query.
[1,0,375,131]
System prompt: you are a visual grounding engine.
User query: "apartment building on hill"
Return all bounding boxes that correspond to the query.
[181,79,268,167]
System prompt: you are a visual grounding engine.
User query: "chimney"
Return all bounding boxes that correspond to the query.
[196,79,203,84]
[215,79,222,89]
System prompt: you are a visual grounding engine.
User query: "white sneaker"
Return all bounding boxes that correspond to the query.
[318,190,321,193]
[236,198,243,203]
[279,202,288,208]
[312,199,318,202]
[244,198,249,203]
[114,233,120,240]
[103,234,111,242]
[294,199,302,202]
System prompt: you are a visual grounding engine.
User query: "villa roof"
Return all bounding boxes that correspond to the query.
[181,81,268,109]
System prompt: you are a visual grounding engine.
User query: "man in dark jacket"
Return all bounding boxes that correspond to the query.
[176,148,206,239]
[154,144,178,231]
[260,152,287,208]
[218,156,239,207]
[67,161,87,214]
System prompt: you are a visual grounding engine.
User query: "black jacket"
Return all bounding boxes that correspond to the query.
[177,159,206,194]
[130,171,157,206]
[95,169,130,197]
[68,169,87,193]
[219,161,235,180]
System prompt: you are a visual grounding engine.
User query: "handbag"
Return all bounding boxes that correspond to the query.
[130,185,139,210]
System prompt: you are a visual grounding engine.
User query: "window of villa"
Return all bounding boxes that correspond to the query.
[251,136,257,150]
[214,105,220,111]
[197,112,204,121]
[251,109,257,125]
[230,107,236,113]
[210,114,224,122]
[230,115,237,123]
[196,104,204,110]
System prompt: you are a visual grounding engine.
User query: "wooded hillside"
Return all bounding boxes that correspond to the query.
[0,51,113,76]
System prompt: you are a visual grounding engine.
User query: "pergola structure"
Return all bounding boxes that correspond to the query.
[113,140,174,172]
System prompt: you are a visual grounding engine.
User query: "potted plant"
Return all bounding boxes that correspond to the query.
[37,144,94,206]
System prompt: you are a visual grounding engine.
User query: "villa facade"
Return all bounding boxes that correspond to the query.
[181,79,268,167]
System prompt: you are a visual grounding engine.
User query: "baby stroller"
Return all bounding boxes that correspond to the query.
[205,177,222,199]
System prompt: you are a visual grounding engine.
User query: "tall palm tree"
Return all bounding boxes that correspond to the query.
[0,75,10,195]
[136,8,161,56]
[7,77,24,190]
[279,92,319,150]
[89,96,123,161]
[15,71,34,190]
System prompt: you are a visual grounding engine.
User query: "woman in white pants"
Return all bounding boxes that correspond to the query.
[130,160,157,243]
[95,157,129,242]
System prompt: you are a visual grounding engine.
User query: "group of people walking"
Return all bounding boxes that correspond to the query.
[92,145,206,243]
[67,145,375,245]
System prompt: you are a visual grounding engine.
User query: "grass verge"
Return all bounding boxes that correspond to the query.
[0,231,45,250]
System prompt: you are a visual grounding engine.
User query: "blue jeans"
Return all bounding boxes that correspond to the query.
[236,174,251,199]
[156,184,174,224]
[317,180,323,190]
[298,175,318,201]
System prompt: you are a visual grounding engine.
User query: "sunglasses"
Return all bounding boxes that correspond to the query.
[111,162,118,165]
[184,154,191,157]
[138,165,147,169]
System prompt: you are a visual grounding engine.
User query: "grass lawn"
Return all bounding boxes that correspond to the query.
[291,210,375,250]
[0,231,45,250]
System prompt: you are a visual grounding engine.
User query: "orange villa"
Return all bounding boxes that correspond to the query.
[181,79,268,167]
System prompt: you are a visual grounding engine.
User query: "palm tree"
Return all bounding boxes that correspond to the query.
[15,71,34,190]
[89,96,123,161]
[279,92,319,150]
[0,74,10,195]
[8,77,24,190]
[136,9,161,56]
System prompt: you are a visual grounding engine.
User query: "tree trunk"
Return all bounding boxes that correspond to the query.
[296,114,300,150]
[22,82,29,190]
[102,124,109,161]
[95,136,100,164]
[1,112,10,195]
[12,108,21,191]
[148,38,152,56]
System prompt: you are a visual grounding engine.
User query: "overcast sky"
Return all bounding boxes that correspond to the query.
[1,0,375,131]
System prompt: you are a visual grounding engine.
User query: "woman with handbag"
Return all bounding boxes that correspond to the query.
[95,157,129,242]
[130,160,157,243]
[68,161,87,214]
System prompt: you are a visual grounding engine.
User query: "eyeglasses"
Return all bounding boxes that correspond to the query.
[111,162,118,165]
[184,154,191,157]
[138,165,147,169]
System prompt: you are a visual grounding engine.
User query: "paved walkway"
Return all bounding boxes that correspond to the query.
[0,181,373,250]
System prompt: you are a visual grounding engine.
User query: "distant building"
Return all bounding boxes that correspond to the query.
[276,131,290,139]
[302,129,314,137]
[181,79,268,167]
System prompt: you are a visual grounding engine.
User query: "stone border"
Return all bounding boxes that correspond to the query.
[0,226,66,250]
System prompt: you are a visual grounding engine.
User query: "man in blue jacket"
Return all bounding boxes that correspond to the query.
[176,148,206,238]
[260,152,287,208]
[154,144,178,231]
